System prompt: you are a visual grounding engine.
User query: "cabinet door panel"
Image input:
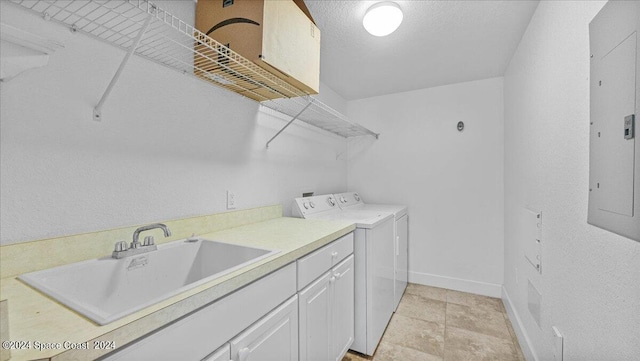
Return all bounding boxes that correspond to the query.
[332,255,355,361]
[230,296,298,361]
[298,272,331,361]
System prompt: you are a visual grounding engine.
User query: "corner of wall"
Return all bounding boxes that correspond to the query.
[502,286,538,361]
[502,1,640,361]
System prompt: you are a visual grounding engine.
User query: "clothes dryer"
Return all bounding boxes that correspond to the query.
[334,192,408,311]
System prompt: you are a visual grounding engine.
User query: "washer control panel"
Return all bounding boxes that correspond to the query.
[293,194,338,217]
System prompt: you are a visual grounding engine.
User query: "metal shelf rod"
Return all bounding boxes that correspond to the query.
[93,5,155,121]
[266,99,314,148]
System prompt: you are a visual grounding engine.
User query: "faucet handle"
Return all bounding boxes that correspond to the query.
[114,241,128,252]
[143,236,155,246]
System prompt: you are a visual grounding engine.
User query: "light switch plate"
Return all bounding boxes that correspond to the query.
[226,190,236,209]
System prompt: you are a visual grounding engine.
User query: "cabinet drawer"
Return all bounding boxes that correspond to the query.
[297,232,353,290]
[230,295,299,361]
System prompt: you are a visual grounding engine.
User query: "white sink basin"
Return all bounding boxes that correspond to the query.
[19,239,279,325]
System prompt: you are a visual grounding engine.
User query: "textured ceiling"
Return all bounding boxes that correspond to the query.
[305,1,539,100]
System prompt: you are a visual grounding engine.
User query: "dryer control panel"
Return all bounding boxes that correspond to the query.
[334,192,364,209]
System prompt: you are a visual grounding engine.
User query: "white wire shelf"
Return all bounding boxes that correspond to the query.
[10,0,379,144]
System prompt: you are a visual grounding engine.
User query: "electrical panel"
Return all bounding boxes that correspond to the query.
[588,0,640,242]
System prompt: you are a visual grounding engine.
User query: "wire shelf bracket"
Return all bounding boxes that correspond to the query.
[265,98,314,149]
[93,6,154,121]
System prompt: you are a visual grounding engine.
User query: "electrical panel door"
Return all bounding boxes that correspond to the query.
[588,0,640,241]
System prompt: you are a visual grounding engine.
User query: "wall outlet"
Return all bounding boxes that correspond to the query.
[226,190,236,209]
[552,326,563,361]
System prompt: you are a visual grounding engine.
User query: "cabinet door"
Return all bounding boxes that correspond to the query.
[394,215,409,310]
[332,255,355,361]
[298,272,332,361]
[230,295,298,361]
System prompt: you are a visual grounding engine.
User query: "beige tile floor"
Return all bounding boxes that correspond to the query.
[343,283,526,361]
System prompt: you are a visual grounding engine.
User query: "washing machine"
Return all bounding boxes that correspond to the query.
[334,192,408,311]
[292,194,395,356]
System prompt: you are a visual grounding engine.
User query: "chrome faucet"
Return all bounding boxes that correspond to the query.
[132,223,171,248]
[112,223,172,259]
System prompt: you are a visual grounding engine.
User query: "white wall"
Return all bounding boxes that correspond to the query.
[347,77,505,296]
[503,1,640,360]
[0,1,348,245]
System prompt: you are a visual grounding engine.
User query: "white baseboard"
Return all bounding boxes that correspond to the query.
[408,271,502,298]
[502,286,538,361]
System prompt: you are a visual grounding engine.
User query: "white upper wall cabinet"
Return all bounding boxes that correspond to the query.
[588,0,640,241]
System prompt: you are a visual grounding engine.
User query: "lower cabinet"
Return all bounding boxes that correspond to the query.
[298,254,354,361]
[331,255,355,361]
[230,295,299,361]
[101,263,296,361]
[201,296,298,361]
[102,233,354,361]
[299,273,331,361]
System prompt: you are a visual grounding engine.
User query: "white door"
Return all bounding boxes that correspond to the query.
[230,296,299,361]
[394,215,408,310]
[332,255,355,361]
[298,272,331,361]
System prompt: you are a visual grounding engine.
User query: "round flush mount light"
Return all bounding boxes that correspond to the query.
[363,2,404,37]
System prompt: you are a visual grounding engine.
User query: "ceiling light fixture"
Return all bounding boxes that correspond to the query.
[362,2,404,37]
